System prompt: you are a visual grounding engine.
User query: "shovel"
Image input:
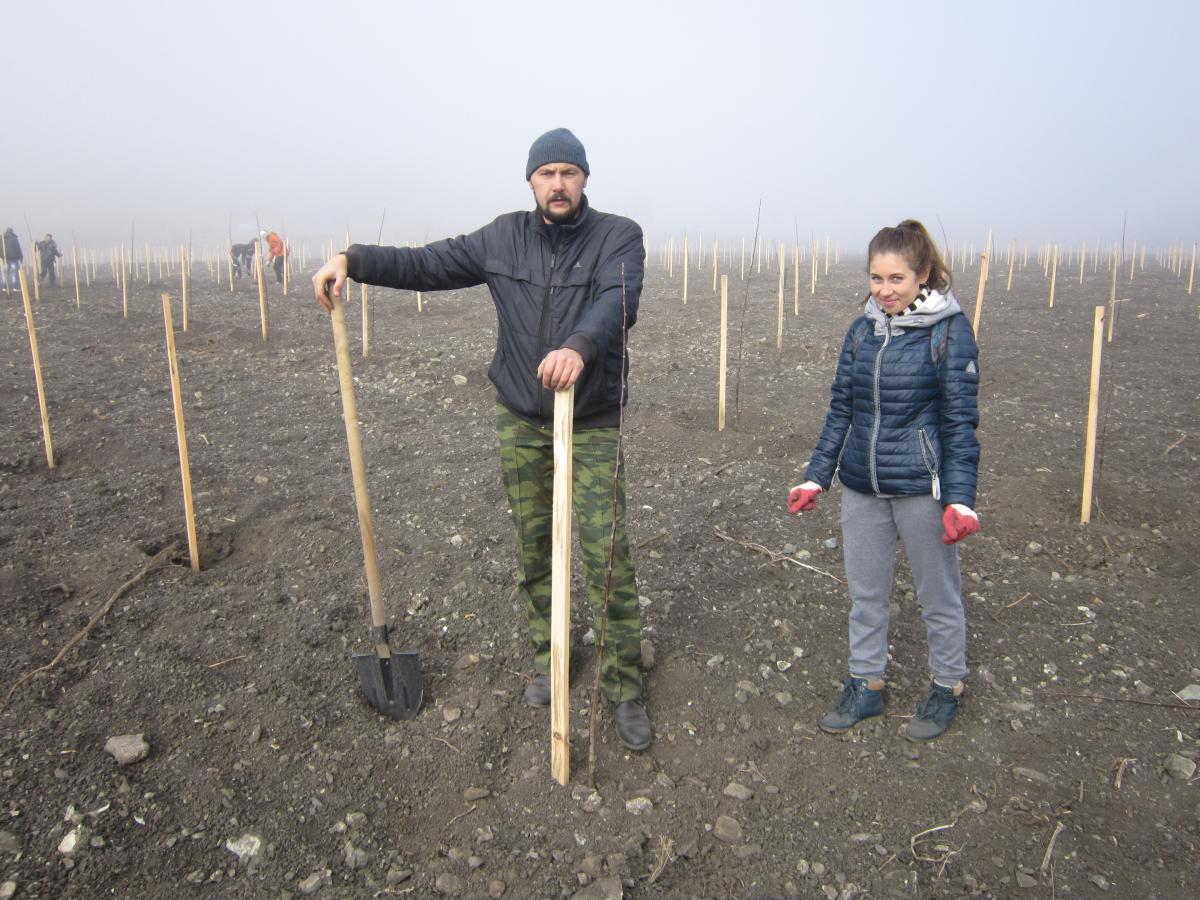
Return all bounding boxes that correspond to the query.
[329,292,423,719]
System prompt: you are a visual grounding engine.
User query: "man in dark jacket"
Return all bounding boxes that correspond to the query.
[2,228,21,293]
[36,234,62,287]
[312,128,651,750]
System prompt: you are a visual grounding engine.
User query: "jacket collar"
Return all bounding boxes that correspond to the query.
[532,194,591,242]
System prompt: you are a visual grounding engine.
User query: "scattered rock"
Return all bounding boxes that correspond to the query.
[714,815,743,843]
[571,876,623,899]
[443,706,462,724]
[454,653,480,670]
[488,880,506,897]
[774,691,793,707]
[0,881,14,900]
[1178,684,1200,702]
[58,826,85,855]
[343,839,369,869]
[1027,541,1043,555]
[463,786,491,801]
[1015,869,1038,888]
[298,868,331,895]
[641,639,656,671]
[1165,754,1196,781]
[435,872,464,895]
[452,374,468,386]
[104,733,150,766]
[253,474,270,485]
[1012,767,1052,784]
[849,832,882,844]
[734,680,760,697]
[0,831,19,854]
[385,868,412,885]
[625,797,653,815]
[224,833,263,867]
[823,537,839,550]
[1090,874,1111,891]
[723,782,754,801]
[345,811,367,829]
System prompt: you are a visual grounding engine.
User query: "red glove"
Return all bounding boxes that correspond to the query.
[942,504,980,544]
[788,481,822,514]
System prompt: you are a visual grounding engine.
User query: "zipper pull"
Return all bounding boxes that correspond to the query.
[932,473,941,501]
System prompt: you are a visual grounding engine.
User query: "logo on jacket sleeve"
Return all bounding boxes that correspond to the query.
[965,360,977,374]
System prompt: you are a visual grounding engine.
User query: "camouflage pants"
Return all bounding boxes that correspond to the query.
[496,405,642,702]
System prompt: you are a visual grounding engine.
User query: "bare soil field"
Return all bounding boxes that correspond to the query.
[1,251,1198,899]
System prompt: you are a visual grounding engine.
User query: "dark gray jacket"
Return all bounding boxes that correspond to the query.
[2,231,20,263]
[344,197,643,428]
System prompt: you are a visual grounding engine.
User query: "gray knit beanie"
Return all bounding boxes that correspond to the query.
[525,128,590,180]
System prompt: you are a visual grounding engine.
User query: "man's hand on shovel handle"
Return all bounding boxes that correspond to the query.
[538,348,584,391]
[312,253,349,312]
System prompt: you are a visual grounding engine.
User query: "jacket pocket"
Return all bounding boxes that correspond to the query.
[917,427,941,500]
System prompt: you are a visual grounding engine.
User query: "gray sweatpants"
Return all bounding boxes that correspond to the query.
[841,487,967,684]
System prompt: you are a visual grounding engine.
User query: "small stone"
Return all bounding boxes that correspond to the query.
[625,797,653,815]
[185,870,205,884]
[249,723,262,744]
[1015,870,1038,888]
[1090,874,1111,891]
[735,680,760,697]
[849,832,882,844]
[1177,684,1200,702]
[0,881,14,900]
[571,876,623,899]
[774,691,793,707]
[488,879,506,897]
[343,839,369,869]
[1134,680,1154,696]
[452,374,468,386]
[1027,541,1043,555]
[734,843,761,859]
[822,885,839,899]
[345,812,367,829]
[435,872,464,895]
[713,815,743,843]
[0,831,19,854]
[723,782,754,801]
[706,655,724,669]
[385,868,412,885]
[823,538,839,550]
[225,833,263,866]
[1165,753,1197,781]
[454,653,480,670]
[1013,767,1052,784]
[811,862,826,876]
[58,826,84,855]
[449,534,464,547]
[474,825,494,843]
[796,859,810,875]
[640,639,656,671]
[443,706,462,724]
[464,786,491,802]
[104,733,150,766]
[298,869,331,895]
[253,474,270,485]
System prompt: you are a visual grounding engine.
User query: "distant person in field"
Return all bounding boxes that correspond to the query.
[312,128,652,751]
[36,233,62,287]
[230,240,256,278]
[2,228,21,293]
[788,219,981,743]
[263,230,286,284]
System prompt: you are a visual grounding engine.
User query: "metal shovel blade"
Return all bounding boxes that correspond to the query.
[353,651,423,720]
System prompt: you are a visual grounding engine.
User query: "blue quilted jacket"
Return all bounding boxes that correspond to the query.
[805,291,980,507]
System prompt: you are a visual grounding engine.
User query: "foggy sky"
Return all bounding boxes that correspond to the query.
[7,0,1197,255]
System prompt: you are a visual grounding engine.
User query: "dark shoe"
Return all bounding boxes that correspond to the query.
[905,681,961,742]
[612,699,652,751]
[819,677,884,733]
[523,673,551,707]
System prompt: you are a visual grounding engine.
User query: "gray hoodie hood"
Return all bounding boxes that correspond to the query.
[864,287,962,335]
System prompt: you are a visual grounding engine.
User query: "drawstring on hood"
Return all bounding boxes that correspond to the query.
[865,287,962,336]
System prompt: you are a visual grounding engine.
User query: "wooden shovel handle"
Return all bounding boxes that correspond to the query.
[329,295,389,656]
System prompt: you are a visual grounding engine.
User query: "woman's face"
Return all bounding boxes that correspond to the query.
[869,252,930,315]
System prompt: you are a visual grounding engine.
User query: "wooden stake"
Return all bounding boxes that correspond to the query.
[283,239,290,296]
[1128,242,1136,282]
[161,293,200,571]
[1188,243,1196,295]
[1048,246,1058,308]
[362,282,370,357]
[792,244,799,314]
[718,274,728,432]
[18,270,54,469]
[824,235,830,275]
[1079,242,1086,285]
[1080,305,1105,524]
[1006,239,1016,291]
[181,247,190,332]
[682,237,689,305]
[550,386,574,786]
[740,237,744,281]
[810,240,818,294]
[121,245,129,318]
[71,244,81,307]
[776,243,785,349]
[255,243,268,340]
[972,251,989,336]
[712,240,718,292]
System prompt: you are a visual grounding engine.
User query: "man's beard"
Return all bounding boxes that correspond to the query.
[539,193,583,225]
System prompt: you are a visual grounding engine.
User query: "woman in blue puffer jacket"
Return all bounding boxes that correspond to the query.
[788,219,981,742]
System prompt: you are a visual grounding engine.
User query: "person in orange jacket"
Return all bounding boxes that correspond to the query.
[262,230,286,284]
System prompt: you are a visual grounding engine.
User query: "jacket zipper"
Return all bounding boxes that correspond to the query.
[918,427,942,501]
[868,321,892,494]
[536,249,557,420]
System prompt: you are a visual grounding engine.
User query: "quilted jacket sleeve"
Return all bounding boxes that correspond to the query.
[937,314,980,507]
[804,321,860,489]
[563,219,644,364]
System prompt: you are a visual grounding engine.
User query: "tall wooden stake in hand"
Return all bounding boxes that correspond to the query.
[162,293,200,570]
[19,270,54,469]
[551,386,574,786]
[1080,305,1105,524]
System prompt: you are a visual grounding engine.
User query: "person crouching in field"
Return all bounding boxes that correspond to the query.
[263,230,286,284]
[788,219,981,742]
